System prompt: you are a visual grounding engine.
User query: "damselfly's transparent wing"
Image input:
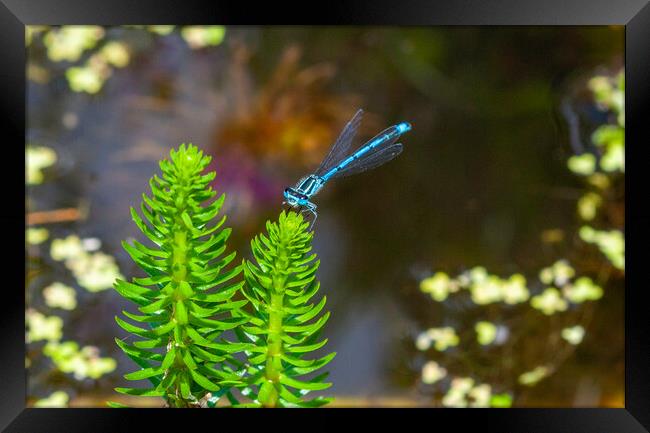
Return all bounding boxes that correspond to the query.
[314,109,364,177]
[327,142,403,179]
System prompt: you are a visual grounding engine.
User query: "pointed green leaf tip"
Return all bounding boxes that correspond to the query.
[239,210,335,408]
[113,143,247,408]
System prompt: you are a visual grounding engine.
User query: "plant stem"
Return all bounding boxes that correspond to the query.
[263,291,284,407]
[262,232,292,407]
[168,198,193,407]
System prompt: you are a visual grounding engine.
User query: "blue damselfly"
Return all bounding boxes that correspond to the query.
[283,109,411,228]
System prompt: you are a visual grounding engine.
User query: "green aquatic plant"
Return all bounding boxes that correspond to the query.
[236,211,335,407]
[113,144,248,407]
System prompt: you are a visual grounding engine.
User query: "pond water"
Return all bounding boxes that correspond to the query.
[26,26,624,407]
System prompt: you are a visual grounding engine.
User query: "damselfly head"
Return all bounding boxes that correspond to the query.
[283,187,300,207]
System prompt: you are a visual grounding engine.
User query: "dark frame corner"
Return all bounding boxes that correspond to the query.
[3,0,648,431]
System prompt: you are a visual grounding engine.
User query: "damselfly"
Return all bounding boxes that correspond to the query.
[283,109,411,228]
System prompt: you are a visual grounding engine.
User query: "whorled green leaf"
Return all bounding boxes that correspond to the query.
[238,211,335,407]
[113,143,248,407]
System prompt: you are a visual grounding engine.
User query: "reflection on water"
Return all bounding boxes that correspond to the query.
[26,26,624,407]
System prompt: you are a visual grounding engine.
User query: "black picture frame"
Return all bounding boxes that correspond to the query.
[4,0,648,431]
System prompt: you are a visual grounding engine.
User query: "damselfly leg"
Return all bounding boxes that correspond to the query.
[299,205,318,231]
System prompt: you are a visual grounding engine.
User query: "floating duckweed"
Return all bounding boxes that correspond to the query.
[44,26,105,62]
[125,25,175,35]
[586,173,611,190]
[563,277,603,303]
[43,282,77,310]
[26,25,48,46]
[501,274,529,304]
[592,125,623,149]
[539,267,553,285]
[457,272,472,287]
[530,288,568,315]
[57,32,130,94]
[475,321,497,346]
[27,228,50,245]
[567,153,596,176]
[181,26,226,49]
[50,235,85,261]
[414,68,621,409]
[441,389,465,407]
[588,76,613,104]
[553,260,575,286]
[561,326,586,345]
[592,125,625,172]
[424,268,530,306]
[451,377,474,393]
[69,252,123,292]
[44,341,116,380]
[589,72,624,119]
[66,64,109,94]
[420,272,458,301]
[418,327,460,351]
[579,226,624,270]
[33,391,70,408]
[470,275,503,305]
[577,192,602,221]
[26,309,63,343]
[518,366,550,386]
[441,378,495,408]
[51,235,123,292]
[538,260,575,287]
[421,361,447,385]
[489,393,513,408]
[100,41,130,67]
[600,141,625,172]
[468,266,488,284]
[587,72,625,172]
[468,383,492,407]
[26,146,57,185]
[147,25,175,35]
[32,25,201,94]
[415,333,432,351]
[442,377,475,408]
